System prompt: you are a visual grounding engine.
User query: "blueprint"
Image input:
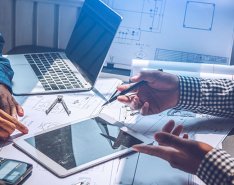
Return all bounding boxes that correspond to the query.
[7,77,233,185]
[14,78,122,135]
[104,0,234,67]
[101,101,234,185]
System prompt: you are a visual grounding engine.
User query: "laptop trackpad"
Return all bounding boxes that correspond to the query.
[12,65,43,95]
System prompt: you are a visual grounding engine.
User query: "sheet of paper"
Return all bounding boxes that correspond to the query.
[101,100,234,185]
[111,153,140,185]
[131,59,234,78]
[13,78,122,135]
[1,78,122,185]
[133,154,190,185]
[5,76,233,185]
[103,0,234,67]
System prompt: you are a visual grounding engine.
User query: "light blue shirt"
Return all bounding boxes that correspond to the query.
[0,33,14,92]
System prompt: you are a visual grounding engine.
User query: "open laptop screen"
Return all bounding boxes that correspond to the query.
[65,0,122,84]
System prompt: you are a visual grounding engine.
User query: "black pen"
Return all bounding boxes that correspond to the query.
[102,80,147,106]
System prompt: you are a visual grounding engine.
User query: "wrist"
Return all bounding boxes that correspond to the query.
[0,84,11,94]
[174,76,201,111]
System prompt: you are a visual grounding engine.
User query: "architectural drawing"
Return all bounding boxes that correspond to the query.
[106,0,165,43]
[183,1,215,31]
[104,0,234,67]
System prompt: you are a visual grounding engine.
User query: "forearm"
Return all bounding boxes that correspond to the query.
[0,57,14,92]
[176,76,234,118]
[0,34,14,91]
[196,148,234,185]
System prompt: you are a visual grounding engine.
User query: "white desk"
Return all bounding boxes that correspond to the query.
[0,77,233,185]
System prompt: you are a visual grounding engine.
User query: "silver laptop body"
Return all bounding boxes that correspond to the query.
[9,0,122,95]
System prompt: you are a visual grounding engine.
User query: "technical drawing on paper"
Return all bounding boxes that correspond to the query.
[106,0,166,43]
[183,1,215,31]
[32,96,65,114]
[101,102,232,144]
[104,0,233,66]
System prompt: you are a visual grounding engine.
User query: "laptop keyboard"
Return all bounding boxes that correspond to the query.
[24,53,85,91]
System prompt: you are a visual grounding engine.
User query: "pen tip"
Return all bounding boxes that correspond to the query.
[102,102,108,107]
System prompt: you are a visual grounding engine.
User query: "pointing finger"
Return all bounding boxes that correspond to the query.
[0,110,28,134]
[132,144,177,162]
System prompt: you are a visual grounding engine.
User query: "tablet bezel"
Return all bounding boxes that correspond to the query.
[13,114,153,177]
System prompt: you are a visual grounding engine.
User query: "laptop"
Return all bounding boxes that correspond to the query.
[8,0,122,95]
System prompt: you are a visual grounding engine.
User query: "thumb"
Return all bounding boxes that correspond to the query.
[155,132,188,150]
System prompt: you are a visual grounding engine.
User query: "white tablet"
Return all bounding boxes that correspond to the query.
[14,114,153,177]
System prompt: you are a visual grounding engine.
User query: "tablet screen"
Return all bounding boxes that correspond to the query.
[24,117,143,170]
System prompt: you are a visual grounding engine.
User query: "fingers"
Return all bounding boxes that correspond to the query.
[0,110,28,134]
[132,144,177,162]
[140,102,149,116]
[183,133,189,139]
[172,125,183,136]
[1,97,24,119]
[0,117,16,134]
[8,97,17,118]
[117,95,131,104]
[159,120,183,136]
[0,128,11,139]
[12,98,24,117]
[0,98,10,115]
[162,120,175,133]
[118,95,143,110]
[117,84,131,91]
[155,132,188,151]
[129,96,141,110]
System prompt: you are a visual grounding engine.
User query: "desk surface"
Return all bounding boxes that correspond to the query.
[3,46,234,184]
[222,128,234,157]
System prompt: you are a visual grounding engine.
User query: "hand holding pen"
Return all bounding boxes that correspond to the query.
[102,69,163,107]
[102,81,147,106]
[109,70,180,116]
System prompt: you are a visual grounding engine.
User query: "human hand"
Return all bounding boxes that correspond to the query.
[0,84,24,118]
[0,109,28,139]
[133,120,213,174]
[117,70,180,115]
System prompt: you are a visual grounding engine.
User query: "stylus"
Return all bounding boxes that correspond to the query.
[102,69,163,107]
[102,80,147,106]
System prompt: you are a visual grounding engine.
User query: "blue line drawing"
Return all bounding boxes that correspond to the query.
[154,48,229,64]
[106,0,166,42]
[183,1,215,31]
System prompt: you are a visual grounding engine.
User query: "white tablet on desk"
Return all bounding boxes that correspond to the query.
[14,114,153,177]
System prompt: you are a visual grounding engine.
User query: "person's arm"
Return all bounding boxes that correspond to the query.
[196,148,234,185]
[0,34,14,91]
[171,75,234,184]
[0,34,25,118]
[176,76,234,118]
[133,121,234,185]
[117,71,234,118]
